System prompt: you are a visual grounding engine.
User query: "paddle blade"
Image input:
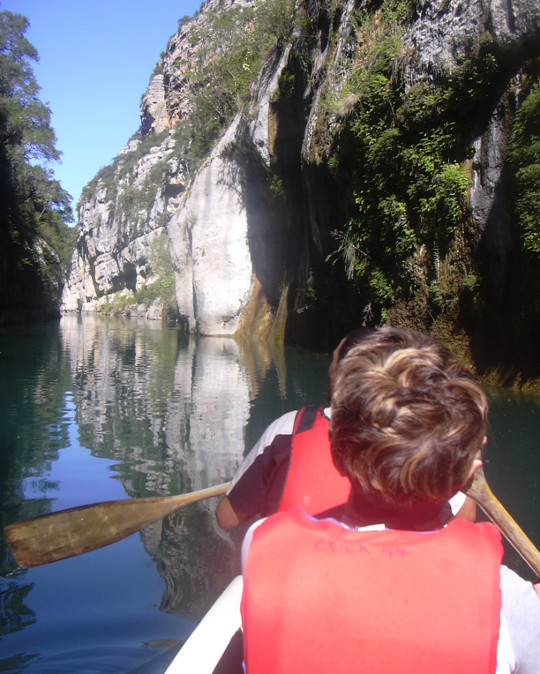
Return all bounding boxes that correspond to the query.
[4,482,230,569]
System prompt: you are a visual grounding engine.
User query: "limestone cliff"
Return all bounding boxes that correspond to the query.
[62,0,266,331]
[62,0,540,381]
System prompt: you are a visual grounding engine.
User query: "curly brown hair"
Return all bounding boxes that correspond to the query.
[330,327,488,507]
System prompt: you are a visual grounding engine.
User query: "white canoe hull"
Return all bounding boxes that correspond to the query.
[165,576,243,673]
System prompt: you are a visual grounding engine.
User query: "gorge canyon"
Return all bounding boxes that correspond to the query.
[61,0,540,386]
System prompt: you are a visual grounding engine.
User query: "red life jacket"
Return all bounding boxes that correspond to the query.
[241,508,502,674]
[277,406,351,514]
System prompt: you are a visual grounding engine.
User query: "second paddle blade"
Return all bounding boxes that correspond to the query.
[4,483,230,568]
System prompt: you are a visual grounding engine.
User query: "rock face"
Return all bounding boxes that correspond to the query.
[61,136,179,315]
[402,0,539,78]
[168,119,254,335]
[167,41,293,335]
[400,0,539,310]
[62,0,271,333]
[62,0,540,350]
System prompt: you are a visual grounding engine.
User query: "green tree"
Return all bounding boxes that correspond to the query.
[0,11,73,323]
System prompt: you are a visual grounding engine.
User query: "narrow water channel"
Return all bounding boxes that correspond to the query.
[0,315,538,672]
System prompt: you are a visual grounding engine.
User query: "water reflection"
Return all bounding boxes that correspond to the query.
[0,315,331,671]
[482,389,540,579]
[53,315,292,618]
[0,315,538,672]
[59,316,255,499]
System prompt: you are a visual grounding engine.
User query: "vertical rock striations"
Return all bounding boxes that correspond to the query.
[63,0,283,335]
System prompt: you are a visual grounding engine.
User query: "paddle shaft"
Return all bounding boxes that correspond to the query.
[6,467,539,575]
[466,466,540,576]
[4,482,230,569]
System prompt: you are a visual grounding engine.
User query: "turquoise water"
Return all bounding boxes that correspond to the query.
[0,315,538,672]
[0,316,331,672]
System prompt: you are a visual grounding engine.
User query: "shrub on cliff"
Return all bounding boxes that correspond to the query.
[326,4,500,326]
[174,0,298,163]
[509,83,540,255]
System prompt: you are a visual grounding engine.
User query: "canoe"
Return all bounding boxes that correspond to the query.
[165,575,243,673]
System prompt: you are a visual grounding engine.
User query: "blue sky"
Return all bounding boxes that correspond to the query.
[1,0,202,214]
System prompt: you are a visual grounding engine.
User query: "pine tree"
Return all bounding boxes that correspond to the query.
[0,11,73,323]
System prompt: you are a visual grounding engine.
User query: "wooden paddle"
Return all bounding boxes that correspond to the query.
[466,465,540,576]
[5,468,539,575]
[4,482,230,569]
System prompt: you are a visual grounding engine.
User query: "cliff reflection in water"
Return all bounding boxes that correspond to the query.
[1,314,539,671]
[57,314,329,620]
[61,316,252,496]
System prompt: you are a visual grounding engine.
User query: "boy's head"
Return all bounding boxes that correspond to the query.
[328,328,377,402]
[330,327,488,507]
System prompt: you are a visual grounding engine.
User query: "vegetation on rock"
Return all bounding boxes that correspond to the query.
[6,0,539,386]
[173,0,299,163]
[274,0,539,386]
[98,234,176,318]
[509,82,540,256]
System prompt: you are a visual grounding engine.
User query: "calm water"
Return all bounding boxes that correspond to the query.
[0,316,539,673]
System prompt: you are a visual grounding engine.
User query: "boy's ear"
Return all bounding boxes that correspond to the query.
[467,457,483,481]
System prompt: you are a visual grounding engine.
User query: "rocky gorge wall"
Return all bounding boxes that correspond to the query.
[61,0,540,380]
[62,0,270,333]
[402,0,539,306]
